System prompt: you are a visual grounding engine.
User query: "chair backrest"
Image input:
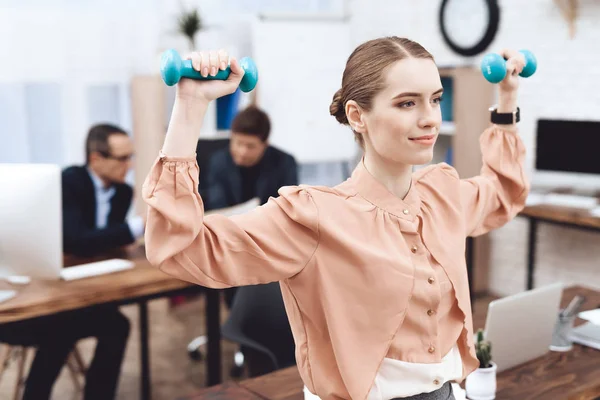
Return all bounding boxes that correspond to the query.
[195,138,230,192]
[221,282,295,371]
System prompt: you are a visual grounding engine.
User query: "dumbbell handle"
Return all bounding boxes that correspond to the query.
[178,60,233,82]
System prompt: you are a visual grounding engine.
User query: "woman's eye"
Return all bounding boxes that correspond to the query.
[433,97,443,104]
[399,101,415,108]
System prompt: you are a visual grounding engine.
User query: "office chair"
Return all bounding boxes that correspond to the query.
[220,282,296,377]
[196,137,230,195]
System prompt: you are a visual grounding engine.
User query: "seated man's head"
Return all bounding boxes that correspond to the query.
[86,124,134,185]
[230,106,270,167]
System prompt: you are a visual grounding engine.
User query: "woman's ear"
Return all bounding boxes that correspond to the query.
[345,100,366,134]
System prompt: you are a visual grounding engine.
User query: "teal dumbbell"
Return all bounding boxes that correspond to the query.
[160,49,259,93]
[480,50,537,84]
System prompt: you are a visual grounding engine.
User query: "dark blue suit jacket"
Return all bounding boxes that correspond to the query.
[202,146,298,211]
[62,166,135,256]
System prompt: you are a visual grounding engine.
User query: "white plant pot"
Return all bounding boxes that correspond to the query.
[465,361,497,400]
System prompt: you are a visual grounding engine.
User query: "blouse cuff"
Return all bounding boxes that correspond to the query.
[159,149,197,163]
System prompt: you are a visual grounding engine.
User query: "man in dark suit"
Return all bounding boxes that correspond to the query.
[202,105,298,213]
[62,124,144,256]
[0,124,136,400]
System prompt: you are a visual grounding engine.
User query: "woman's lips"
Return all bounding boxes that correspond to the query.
[409,134,436,145]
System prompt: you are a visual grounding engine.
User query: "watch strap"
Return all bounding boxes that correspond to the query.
[490,106,520,124]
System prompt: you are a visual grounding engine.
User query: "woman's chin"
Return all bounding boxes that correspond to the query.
[411,153,434,166]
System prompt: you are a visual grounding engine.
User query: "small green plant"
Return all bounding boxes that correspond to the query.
[177,7,203,50]
[475,329,492,368]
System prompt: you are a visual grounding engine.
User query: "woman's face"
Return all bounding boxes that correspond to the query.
[360,58,443,168]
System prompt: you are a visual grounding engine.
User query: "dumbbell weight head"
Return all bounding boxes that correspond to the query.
[519,49,537,78]
[160,49,259,93]
[480,53,506,84]
[480,50,537,83]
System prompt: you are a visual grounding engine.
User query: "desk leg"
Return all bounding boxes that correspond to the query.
[206,289,222,386]
[527,219,538,290]
[466,237,475,309]
[139,301,151,400]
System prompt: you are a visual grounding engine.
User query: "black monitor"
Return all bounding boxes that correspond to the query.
[535,119,600,175]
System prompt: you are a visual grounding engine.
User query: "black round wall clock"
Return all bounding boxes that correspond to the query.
[439,0,500,57]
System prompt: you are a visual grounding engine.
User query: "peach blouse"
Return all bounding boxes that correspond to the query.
[143,125,528,400]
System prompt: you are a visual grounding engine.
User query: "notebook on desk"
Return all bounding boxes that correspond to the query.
[571,323,600,350]
[570,308,600,350]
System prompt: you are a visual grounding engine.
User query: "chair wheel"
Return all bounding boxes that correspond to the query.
[188,348,203,361]
[187,335,207,362]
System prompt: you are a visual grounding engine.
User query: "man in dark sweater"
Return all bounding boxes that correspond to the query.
[196,106,298,376]
[203,105,298,213]
[202,106,298,306]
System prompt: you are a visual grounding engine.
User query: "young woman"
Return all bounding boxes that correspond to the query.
[143,37,529,400]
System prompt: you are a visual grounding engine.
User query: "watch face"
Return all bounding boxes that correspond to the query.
[439,0,500,57]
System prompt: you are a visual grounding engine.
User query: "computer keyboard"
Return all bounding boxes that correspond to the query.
[60,259,135,281]
[528,193,598,210]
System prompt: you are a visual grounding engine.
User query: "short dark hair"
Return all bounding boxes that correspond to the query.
[85,123,128,164]
[231,106,271,142]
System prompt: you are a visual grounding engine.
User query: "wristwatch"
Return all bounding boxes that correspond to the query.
[489,105,520,124]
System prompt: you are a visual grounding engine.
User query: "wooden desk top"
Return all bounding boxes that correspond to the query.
[0,246,197,324]
[520,205,600,230]
[188,286,600,400]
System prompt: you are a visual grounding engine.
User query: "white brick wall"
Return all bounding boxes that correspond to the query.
[349,0,600,296]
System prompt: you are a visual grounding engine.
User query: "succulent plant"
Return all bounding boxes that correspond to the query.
[475,329,492,368]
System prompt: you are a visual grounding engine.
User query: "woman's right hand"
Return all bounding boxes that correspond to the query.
[176,49,245,103]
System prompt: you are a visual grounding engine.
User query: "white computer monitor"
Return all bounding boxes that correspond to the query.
[0,163,63,279]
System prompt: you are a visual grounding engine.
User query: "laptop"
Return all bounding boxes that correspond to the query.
[483,282,563,372]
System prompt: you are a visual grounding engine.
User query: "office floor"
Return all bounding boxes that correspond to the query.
[0,295,240,400]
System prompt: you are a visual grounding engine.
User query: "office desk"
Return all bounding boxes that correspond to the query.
[186,286,600,400]
[519,205,600,290]
[0,246,223,400]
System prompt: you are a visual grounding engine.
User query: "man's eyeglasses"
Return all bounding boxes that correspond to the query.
[99,151,134,162]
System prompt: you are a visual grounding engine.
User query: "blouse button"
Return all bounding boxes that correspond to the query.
[428,276,435,284]
[433,379,440,385]
[411,245,418,254]
[428,346,436,353]
[403,209,410,215]
[427,309,436,316]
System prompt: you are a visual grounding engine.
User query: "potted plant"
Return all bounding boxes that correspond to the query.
[466,329,497,400]
[177,7,203,51]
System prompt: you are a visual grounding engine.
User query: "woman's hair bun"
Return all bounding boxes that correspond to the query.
[329,88,348,125]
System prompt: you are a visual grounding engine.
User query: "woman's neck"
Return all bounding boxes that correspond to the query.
[363,152,413,200]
